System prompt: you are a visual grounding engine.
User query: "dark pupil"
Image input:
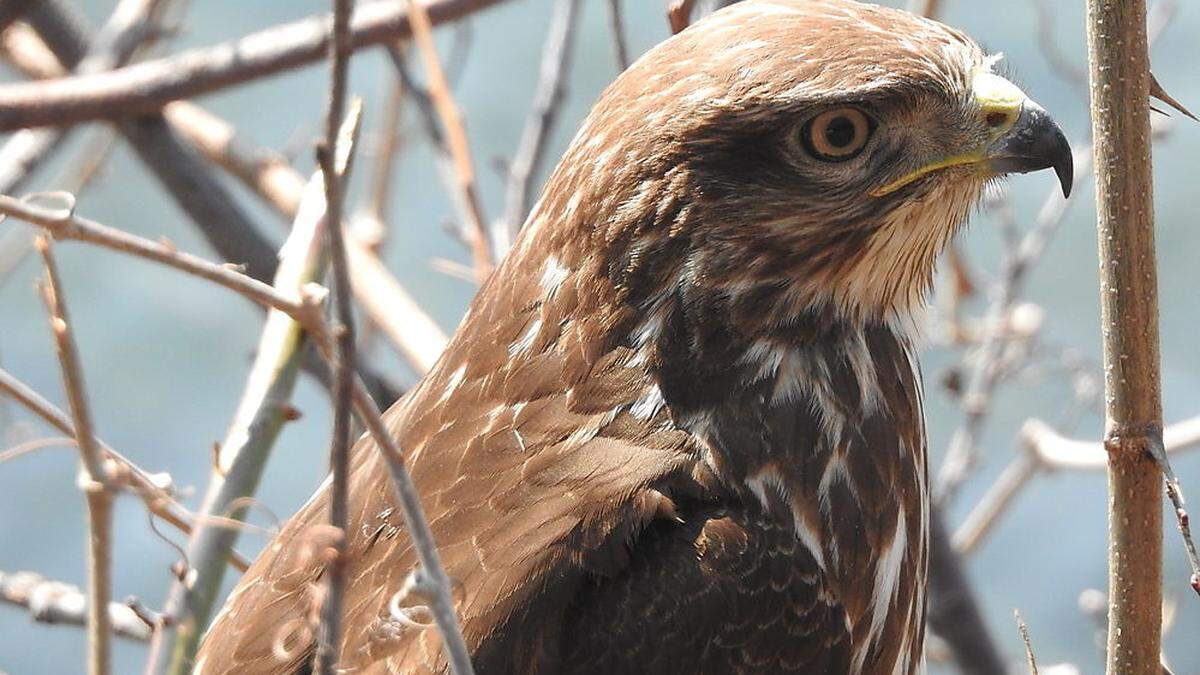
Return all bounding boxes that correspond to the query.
[824,116,857,149]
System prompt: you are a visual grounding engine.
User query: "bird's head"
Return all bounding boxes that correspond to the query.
[519,0,1072,331]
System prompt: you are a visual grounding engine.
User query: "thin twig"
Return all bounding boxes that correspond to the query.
[144,106,360,675]
[605,0,630,71]
[0,0,516,132]
[1014,610,1039,675]
[0,367,230,564]
[37,236,114,675]
[0,0,172,198]
[497,0,581,252]
[0,570,152,642]
[404,0,493,279]
[156,99,447,373]
[0,192,470,672]
[13,0,420,407]
[312,0,355,669]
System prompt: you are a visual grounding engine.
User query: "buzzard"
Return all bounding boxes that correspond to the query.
[195,1,1071,672]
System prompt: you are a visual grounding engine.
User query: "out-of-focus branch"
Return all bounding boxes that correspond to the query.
[1086,0,1165,669]
[933,0,1176,507]
[0,0,515,133]
[0,0,35,34]
[934,142,1095,504]
[497,0,581,252]
[313,0,355,670]
[37,236,115,675]
[0,0,171,198]
[604,0,630,71]
[404,0,493,280]
[907,0,942,17]
[145,110,358,675]
[0,570,152,642]
[926,510,1007,675]
[954,415,1200,585]
[667,0,696,33]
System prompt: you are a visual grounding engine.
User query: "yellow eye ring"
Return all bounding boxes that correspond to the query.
[802,107,873,161]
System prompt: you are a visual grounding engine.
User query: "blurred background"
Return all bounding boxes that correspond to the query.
[0,0,1196,672]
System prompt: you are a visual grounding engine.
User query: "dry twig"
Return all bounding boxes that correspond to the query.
[313,0,355,669]
[0,0,515,132]
[404,0,493,279]
[144,106,361,675]
[0,570,152,642]
[1014,610,1039,675]
[37,236,115,675]
[1086,0,1165,670]
[497,0,581,252]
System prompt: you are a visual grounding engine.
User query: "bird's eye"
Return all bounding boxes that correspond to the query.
[802,108,873,162]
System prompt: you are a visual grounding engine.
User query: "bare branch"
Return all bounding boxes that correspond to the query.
[313,0,355,669]
[1086,0,1164,669]
[497,0,581,252]
[0,175,465,675]
[144,108,359,675]
[405,0,493,279]
[0,570,152,642]
[161,83,446,373]
[1014,610,1039,675]
[667,0,696,34]
[36,235,115,675]
[0,367,234,564]
[604,0,630,71]
[0,0,516,132]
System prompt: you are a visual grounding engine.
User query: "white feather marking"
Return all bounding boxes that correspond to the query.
[844,332,882,415]
[508,318,541,358]
[539,257,569,295]
[856,506,909,672]
[630,384,665,420]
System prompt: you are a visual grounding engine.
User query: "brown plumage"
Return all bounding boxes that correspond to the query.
[195,1,1071,673]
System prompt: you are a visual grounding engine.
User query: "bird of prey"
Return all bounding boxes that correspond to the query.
[195,1,1071,672]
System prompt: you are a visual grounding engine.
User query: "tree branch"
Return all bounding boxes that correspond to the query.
[0,570,152,642]
[36,236,115,675]
[0,0,516,132]
[497,0,580,252]
[144,110,357,675]
[404,0,493,279]
[312,0,355,669]
[1085,0,1165,671]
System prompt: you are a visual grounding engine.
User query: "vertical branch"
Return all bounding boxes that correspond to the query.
[1084,1,1164,673]
[36,236,115,675]
[312,0,354,671]
[604,0,630,71]
[405,0,493,279]
[497,0,581,251]
[142,116,356,674]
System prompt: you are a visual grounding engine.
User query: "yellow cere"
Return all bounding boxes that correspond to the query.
[869,71,1029,198]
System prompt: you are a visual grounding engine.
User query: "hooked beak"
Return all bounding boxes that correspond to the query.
[869,71,1073,198]
[984,102,1074,198]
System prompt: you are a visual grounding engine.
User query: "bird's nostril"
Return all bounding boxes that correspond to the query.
[986,111,1009,128]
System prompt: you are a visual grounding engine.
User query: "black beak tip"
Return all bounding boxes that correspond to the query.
[1054,149,1073,199]
[1050,123,1074,198]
